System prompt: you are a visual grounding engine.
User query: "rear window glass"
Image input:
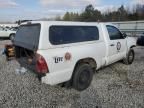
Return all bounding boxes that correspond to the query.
[49,26,99,45]
[14,24,41,50]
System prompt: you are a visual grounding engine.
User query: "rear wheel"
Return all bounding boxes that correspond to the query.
[72,64,93,91]
[123,49,135,65]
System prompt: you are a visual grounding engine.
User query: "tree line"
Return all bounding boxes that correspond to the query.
[61,4,144,22]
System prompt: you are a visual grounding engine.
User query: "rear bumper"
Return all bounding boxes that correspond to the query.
[18,58,73,85]
[41,69,73,85]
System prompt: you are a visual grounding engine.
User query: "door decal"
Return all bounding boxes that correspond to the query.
[117,42,121,51]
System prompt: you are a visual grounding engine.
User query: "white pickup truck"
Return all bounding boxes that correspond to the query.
[13,21,136,91]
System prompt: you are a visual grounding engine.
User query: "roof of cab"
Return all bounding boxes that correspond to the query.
[20,21,118,30]
[21,21,104,26]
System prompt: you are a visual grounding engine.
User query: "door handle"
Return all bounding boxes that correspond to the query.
[110,44,115,46]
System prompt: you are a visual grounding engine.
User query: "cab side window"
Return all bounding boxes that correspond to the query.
[106,25,124,40]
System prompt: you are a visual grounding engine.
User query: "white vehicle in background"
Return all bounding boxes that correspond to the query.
[0,27,16,40]
[11,21,136,91]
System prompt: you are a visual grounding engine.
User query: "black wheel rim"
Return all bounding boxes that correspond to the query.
[128,51,134,63]
[78,69,90,86]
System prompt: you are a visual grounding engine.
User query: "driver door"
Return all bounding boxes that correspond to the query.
[106,25,127,65]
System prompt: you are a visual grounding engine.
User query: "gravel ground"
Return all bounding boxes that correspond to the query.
[0,40,144,108]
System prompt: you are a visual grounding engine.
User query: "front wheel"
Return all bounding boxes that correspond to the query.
[9,34,15,41]
[72,64,94,91]
[123,49,135,65]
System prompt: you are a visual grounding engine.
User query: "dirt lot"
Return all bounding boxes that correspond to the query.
[0,40,144,108]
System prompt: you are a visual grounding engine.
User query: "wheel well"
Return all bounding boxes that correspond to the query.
[130,45,136,48]
[9,33,15,37]
[74,58,97,72]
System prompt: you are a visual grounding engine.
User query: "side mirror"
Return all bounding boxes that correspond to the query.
[123,33,127,38]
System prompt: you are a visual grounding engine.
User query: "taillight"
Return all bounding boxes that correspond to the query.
[36,53,48,74]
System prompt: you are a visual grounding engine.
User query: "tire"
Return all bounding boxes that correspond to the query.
[123,49,135,65]
[9,34,15,41]
[72,64,94,91]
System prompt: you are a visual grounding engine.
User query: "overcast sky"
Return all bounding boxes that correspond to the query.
[0,0,143,22]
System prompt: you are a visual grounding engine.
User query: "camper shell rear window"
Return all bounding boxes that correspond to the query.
[14,24,41,50]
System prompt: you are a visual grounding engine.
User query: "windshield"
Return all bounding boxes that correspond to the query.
[14,24,41,50]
